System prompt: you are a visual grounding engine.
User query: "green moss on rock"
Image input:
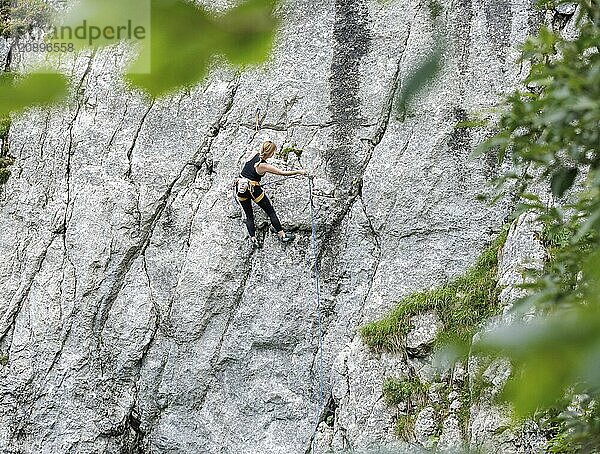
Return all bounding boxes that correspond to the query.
[360,226,509,353]
[395,414,415,439]
[383,376,428,406]
[277,144,303,161]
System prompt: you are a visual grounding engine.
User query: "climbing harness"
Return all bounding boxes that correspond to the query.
[308,175,324,452]
[237,177,249,194]
[235,178,263,202]
[232,178,265,223]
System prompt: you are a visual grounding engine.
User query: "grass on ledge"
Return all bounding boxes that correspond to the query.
[383,376,428,406]
[395,414,415,439]
[360,226,509,353]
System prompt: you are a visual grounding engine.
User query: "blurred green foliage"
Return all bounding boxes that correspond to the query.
[466,0,600,451]
[59,0,277,96]
[395,40,444,120]
[0,0,278,115]
[0,72,68,117]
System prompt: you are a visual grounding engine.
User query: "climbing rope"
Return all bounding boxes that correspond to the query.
[308,176,324,452]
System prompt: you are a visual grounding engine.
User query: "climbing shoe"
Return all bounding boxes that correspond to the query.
[279,232,295,243]
[250,237,261,249]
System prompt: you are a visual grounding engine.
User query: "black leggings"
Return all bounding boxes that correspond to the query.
[238,188,283,237]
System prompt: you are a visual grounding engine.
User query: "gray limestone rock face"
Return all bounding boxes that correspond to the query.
[0,0,547,453]
[556,3,577,16]
[414,406,437,448]
[497,213,546,315]
[405,311,442,357]
[438,415,463,452]
[329,0,545,451]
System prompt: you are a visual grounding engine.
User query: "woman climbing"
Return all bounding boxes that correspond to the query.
[236,141,307,248]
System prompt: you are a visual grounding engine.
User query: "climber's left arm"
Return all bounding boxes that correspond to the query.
[258,162,307,177]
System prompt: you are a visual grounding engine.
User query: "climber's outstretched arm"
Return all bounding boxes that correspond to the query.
[258,162,307,177]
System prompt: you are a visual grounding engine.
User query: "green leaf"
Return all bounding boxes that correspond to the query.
[502,353,576,417]
[550,167,578,198]
[472,133,510,160]
[56,0,151,50]
[520,192,541,202]
[128,0,277,96]
[57,0,278,96]
[395,41,444,115]
[455,119,488,129]
[582,249,600,297]
[0,72,69,117]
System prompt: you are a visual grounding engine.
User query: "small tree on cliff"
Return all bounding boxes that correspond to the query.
[469,1,600,451]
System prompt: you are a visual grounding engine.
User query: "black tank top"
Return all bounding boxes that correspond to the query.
[241,153,266,182]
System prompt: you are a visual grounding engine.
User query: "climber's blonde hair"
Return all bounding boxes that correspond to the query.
[259,141,276,159]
